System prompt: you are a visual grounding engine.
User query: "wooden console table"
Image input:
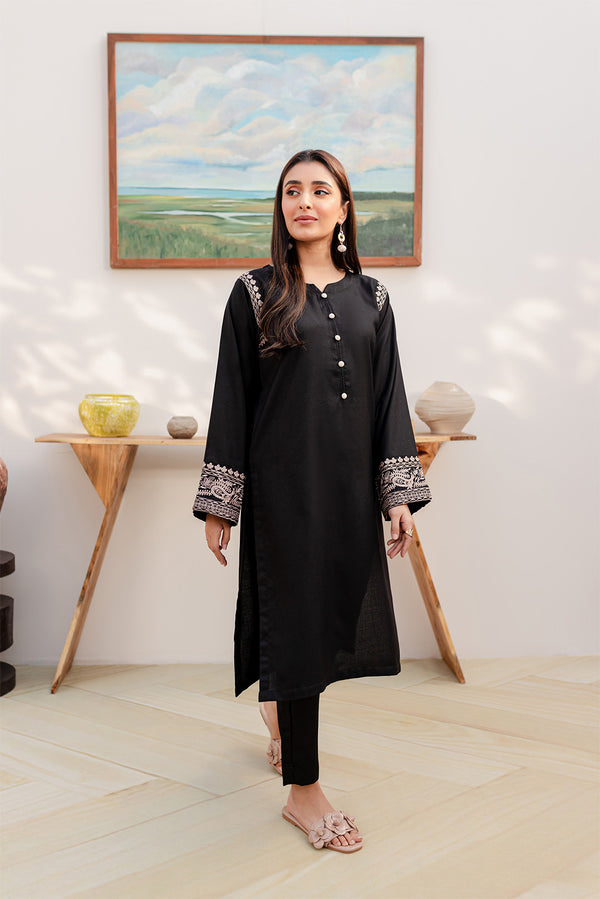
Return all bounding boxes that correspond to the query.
[36,431,475,691]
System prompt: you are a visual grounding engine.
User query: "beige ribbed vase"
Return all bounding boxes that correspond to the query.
[415,381,475,434]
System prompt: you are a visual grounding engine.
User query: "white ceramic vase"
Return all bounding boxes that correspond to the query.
[415,381,475,434]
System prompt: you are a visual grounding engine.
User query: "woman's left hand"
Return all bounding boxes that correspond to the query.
[387,504,415,559]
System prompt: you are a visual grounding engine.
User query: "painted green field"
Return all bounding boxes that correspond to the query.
[117,195,414,259]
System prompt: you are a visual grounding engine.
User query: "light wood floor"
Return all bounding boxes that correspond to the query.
[1,657,599,898]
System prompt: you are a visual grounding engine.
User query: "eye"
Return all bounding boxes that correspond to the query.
[285,188,300,196]
[314,189,329,196]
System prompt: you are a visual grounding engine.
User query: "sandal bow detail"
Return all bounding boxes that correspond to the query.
[282,806,362,853]
[309,811,357,848]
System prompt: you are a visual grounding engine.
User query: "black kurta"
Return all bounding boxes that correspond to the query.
[193,265,432,702]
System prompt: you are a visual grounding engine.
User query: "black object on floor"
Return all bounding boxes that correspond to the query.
[0,550,15,695]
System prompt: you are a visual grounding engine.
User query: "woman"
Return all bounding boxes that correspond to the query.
[193,149,432,853]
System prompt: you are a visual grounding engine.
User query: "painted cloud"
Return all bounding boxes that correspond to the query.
[116,43,417,191]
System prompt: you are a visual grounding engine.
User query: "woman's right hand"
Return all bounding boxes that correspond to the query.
[205,513,232,566]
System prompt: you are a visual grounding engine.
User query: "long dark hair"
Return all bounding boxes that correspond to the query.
[259,149,362,357]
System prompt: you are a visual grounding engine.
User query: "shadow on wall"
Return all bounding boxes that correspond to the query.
[0,262,240,663]
[0,254,598,442]
[403,254,599,426]
[0,262,233,440]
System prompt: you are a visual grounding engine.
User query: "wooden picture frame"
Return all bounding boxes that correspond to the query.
[108,34,424,269]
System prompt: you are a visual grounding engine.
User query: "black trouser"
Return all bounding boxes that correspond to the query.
[276,693,320,785]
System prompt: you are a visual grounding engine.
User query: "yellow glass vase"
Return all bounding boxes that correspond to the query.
[78,394,140,437]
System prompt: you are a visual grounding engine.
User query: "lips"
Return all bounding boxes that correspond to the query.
[294,216,317,222]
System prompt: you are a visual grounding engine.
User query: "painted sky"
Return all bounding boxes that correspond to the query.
[116,42,417,192]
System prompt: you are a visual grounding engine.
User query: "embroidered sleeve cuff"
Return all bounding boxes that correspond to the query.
[375,455,432,519]
[193,461,245,525]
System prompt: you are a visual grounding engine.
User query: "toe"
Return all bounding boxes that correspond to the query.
[331,837,341,846]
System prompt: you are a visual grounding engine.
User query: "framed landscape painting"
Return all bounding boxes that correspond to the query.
[107,34,424,268]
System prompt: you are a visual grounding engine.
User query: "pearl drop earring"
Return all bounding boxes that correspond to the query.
[337,226,347,253]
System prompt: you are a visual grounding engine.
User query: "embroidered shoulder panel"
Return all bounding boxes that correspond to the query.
[375,455,431,518]
[375,281,388,312]
[240,272,267,347]
[193,461,245,525]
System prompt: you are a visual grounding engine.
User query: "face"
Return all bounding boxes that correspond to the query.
[281,160,349,246]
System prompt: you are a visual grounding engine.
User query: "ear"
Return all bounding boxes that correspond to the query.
[338,200,349,224]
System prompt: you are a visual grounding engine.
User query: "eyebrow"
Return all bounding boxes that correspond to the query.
[284,179,334,188]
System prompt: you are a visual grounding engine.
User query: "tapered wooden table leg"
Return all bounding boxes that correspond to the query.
[411,438,465,682]
[407,526,465,683]
[50,444,138,693]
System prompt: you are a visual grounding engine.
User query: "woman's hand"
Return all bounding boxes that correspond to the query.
[387,504,415,559]
[205,513,231,566]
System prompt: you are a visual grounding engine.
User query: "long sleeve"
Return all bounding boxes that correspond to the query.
[372,283,432,519]
[192,276,260,526]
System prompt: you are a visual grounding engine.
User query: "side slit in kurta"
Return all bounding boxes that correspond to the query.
[193,265,432,702]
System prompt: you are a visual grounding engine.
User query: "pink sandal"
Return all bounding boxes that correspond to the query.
[282,806,362,853]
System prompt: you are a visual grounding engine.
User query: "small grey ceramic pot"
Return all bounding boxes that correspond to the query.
[167,416,198,439]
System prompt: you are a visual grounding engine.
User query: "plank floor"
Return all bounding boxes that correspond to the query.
[1,658,598,898]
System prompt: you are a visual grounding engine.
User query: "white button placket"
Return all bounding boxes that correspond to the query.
[320,289,348,401]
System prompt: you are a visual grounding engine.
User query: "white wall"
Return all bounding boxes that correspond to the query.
[1,0,598,672]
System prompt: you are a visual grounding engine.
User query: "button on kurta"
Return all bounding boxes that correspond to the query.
[335,334,341,341]
[328,312,335,319]
[338,360,345,367]
[341,392,348,399]
[321,292,327,298]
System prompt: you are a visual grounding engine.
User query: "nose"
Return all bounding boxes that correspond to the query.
[298,191,312,209]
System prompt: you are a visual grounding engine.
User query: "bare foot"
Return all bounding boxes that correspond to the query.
[259,701,282,775]
[285,781,362,848]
